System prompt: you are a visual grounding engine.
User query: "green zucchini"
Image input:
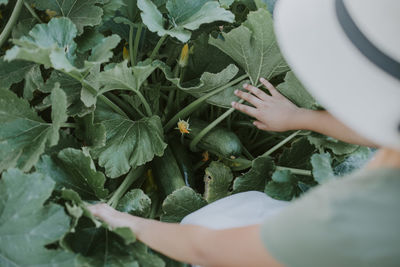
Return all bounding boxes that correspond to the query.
[152,146,186,196]
[169,137,196,187]
[188,119,242,159]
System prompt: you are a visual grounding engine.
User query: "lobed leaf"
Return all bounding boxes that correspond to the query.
[209,9,289,85]
[204,161,233,203]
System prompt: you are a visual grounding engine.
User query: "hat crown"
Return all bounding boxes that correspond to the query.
[345,0,400,62]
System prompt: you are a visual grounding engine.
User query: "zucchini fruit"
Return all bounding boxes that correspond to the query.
[152,146,186,196]
[188,119,242,159]
[169,137,196,187]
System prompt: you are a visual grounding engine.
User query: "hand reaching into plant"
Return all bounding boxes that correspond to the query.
[232,78,377,147]
[231,78,302,132]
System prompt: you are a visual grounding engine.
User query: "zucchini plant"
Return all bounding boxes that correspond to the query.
[0,0,372,266]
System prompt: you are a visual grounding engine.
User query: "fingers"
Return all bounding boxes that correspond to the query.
[234,89,263,107]
[260,77,280,97]
[253,120,269,131]
[231,101,258,118]
[87,203,115,217]
[242,83,270,101]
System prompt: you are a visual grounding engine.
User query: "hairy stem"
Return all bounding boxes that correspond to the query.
[105,92,138,119]
[150,35,167,60]
[164,74,249,131]
[132,24,143,66]
[0,0,24,48]
[23,2,43,23]
[261,130,301,157]
[275,166,312,176]
[107,165,146,208]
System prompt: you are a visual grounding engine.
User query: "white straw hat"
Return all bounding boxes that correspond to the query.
[274,0,400,150]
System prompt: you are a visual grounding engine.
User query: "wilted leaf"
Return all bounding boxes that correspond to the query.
[204,161,233,203]
[209,9,289,85]
[161,187,207,223]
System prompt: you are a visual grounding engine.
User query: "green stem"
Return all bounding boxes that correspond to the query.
[136,90,153,117]
[23,2,43,23]
[105,92,138,119]
[131,24,143,66]
[60,123,77,128]
[0,0,24,49]
[189,99,245,152]
[107,165,146,208]
[261,130,301,157]
[242,145,255,160]
[164,74,249,131]
[150,35,167,60]
[276,166,312,176]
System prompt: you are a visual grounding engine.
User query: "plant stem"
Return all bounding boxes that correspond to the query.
[242,145,254,160]
[23,2,43,23]
[131,24,143,66]
[107,165,146,208]
[189,99,245,152]
[150,35,167,60]
[276,166,312,176]
[105,92,138,119]
[164,74,249,131]
[261,130,301,157]
[136,90,153,117]
[0,0,24,49]
[61,123,77,128]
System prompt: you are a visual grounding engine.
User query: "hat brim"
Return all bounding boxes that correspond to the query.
[274,0,400,149]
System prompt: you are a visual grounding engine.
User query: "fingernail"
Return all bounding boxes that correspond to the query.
[260,78,265,82]
[243,83,248,88]
[234,89,239,94]
[231,101,236,107]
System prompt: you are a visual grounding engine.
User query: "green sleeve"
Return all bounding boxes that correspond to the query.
[260,169,400,267]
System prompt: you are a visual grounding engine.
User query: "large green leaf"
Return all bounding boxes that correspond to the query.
[278,137,315,170]
[307,134,359,155]
[233,155,275,193]
[209,9,289,85]
[36,148,109,200]
[5,18,120,76]
[0,169,81,266]
[311,152,335,184]
[0,86,67,172]
[30,0,104,34]
[161,187,207,223]
[264,170,299,201]
[91,101,167,178]
[0,57,36,90]
[138,0,234,42]
[276,71,318,109]
[117,189,152,217]
[204,161,233,203]
[0,0,7,5]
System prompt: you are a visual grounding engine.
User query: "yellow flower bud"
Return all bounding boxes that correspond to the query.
[178,44,189,68]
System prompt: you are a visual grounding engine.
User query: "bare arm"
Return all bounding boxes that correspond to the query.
[88,204,283,267]
[232,78,376,147]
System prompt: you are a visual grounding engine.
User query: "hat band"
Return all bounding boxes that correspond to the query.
[336,0,400,81]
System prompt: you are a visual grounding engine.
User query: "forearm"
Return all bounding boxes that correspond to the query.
[128,217,211,265]
[294,109,377,147]
[125,216,281,267]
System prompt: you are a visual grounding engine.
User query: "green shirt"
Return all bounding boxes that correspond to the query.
[261,168,400,267]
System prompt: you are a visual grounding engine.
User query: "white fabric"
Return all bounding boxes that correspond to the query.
[274,0,400,150]
[181,191,289,230]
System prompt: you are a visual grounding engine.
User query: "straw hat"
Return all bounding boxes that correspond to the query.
[274,0,400,150]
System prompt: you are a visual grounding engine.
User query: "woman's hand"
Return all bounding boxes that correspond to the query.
[88,203,135,229]
[232,77,303,132]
